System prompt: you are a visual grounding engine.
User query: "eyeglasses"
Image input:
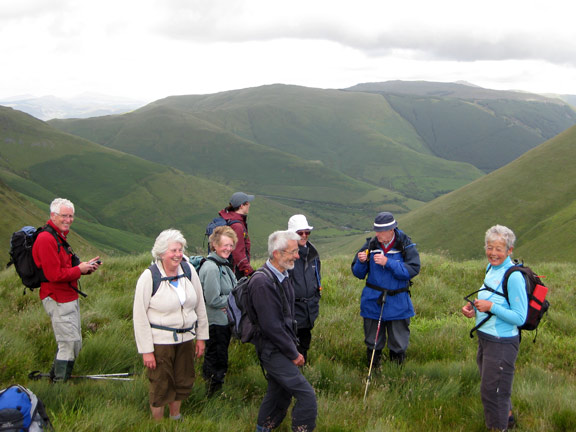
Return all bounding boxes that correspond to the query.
[282,249,299,256]
[56,213,75,219]
[296,231,311,236]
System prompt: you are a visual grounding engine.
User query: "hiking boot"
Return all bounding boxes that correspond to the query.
[206,379,223,397]
[389,350,406,366]
[508,413,516,429]
[65,360,75,381]
[366,348,382,369]
[52,360,69,383]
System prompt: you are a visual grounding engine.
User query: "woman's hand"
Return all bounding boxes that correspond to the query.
[461,302,475,318]
[143,352,156,370]
[474,299,493,313]
[195,340,206,358]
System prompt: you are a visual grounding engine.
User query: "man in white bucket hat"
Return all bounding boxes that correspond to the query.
[287,214,322,363]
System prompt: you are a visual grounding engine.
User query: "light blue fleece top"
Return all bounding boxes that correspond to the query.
[476,256,528,338]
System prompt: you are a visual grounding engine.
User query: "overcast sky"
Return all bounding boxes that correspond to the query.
[1,0,575,103]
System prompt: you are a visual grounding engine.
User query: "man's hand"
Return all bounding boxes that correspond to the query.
[79,256,101,274]
[292,353,305,367]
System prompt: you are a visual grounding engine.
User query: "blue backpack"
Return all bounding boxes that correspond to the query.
[0,385,52,431]
[204,217,240,253]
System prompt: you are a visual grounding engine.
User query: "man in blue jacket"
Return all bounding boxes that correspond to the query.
[352,212,420,367]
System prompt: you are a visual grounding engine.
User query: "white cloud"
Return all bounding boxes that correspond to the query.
[1,0,575,101]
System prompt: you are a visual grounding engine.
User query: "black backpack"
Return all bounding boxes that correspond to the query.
[148,259,193,297]
[7,225,81,295]
[0,384,53,431]
[467,260,550,341]
[226,266,290,343]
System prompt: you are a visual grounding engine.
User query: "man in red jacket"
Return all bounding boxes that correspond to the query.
[32,198,101,382]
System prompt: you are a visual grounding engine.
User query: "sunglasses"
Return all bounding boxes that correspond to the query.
[296,230,311,236]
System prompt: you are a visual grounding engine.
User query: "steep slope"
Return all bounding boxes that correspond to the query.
[399,124,576,263]
[0,106,329,257]
[50,84,484,202]
[345,81,576,172]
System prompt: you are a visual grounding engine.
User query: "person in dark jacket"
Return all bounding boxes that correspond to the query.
[250,230,317,432]
[32,198,101,382]
[351,212,420,367]
[287,214,321,363]
[218,191,255,279]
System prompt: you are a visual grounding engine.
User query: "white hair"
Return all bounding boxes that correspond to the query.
[50,198,75,214]
[151,229,187,260]
[485,225,516,250]
[268,230,300,258]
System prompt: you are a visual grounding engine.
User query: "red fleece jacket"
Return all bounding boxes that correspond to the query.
[32,220,82,303]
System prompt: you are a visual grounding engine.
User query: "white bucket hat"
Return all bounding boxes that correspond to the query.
[287,214,313,232]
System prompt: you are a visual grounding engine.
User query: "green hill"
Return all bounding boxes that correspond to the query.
[398,124,576,263]
[0,106,339,265]
[50,84,484,202]
[346,81,576,172]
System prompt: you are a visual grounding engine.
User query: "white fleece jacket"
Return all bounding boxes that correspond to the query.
[133,260,209,354]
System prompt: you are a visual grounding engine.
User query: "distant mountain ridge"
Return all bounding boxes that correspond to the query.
[2,80,576,264]
[0,93,145,121]
[344,81,576,172]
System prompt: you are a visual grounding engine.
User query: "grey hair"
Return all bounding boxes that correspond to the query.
[485,225,516,250]
[268,230,301,259]
[151,229,187,260]
[50,198,75,214]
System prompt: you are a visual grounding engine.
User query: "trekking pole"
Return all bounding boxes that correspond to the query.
[363,292,387,403]
[28,371,134,381]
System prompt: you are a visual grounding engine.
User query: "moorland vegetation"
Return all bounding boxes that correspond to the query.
[1,254,574,431]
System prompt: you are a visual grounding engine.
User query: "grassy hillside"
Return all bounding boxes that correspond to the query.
[0,106,348,263]
[1,254,574,431]
[346,81,576,172]
[50,84,484,202]
[399,124,576,263]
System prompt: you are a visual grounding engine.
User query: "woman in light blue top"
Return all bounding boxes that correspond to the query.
[462,225,528,431]
[198,226,238,396]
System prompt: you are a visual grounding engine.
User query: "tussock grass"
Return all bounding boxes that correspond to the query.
[1,253,574,431]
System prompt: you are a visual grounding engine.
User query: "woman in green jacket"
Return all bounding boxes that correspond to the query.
[198,226,238,396]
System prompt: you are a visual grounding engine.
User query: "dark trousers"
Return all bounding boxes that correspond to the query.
[202,324,231,386]
[297,327,312,362]
[257,346,317,431]
[477,335,519,430]
[363,317,410,353]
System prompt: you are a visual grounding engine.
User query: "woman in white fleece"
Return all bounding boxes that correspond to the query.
[133,229,209,421]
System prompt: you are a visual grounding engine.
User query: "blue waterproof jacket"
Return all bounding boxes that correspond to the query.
[351,229,420,321]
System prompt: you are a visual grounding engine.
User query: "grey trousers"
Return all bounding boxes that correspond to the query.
[42,297,82,361]
[257,346,317,431]
[363,317,410,353]
[477,334,519,430]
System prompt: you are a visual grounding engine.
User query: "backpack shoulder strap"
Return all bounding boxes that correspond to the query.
[149,261,194,297]
[148,263,162,297]
[258,266,291,316]
[180,259,192,282]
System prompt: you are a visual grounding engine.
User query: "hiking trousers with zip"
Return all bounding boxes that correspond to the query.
[42,297,82,361]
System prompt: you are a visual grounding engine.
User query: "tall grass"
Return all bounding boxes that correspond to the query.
[1,254,574,431]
